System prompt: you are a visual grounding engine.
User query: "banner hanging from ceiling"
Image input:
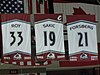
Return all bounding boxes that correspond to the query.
[34,14,65,60]
[1,14,32,66]
[67,15,98,61]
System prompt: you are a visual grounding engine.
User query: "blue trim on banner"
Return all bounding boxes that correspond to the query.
[67,20,96,26]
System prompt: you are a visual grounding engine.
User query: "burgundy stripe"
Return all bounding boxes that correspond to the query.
[34,14,63,22]
[53,0,76,3]
[1,14,30,22]
[44,0,48,14]
[36,0,40,13]
[59,60,98,67]
[67,15,96,23]
[28,0,33,14]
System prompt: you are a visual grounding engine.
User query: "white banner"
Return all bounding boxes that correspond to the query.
[35,19,65,54]
[67,20,98,55]
[2,19,31,54]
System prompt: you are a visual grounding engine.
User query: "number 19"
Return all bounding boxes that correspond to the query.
[44,31,55,46]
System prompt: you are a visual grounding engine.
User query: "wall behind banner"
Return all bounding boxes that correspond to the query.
[30,1,100,43]
[53,3,100,42]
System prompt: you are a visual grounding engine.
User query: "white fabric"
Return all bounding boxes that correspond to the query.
[67,20,98,55]
[2,20,31,54]
[35,20,65,54]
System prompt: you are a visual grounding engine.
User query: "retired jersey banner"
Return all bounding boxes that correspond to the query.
[34,14,65,60]
[1,14,32,66]
[67,15,98,61]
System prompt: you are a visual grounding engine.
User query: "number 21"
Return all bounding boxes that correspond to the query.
[78,32,88,47]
